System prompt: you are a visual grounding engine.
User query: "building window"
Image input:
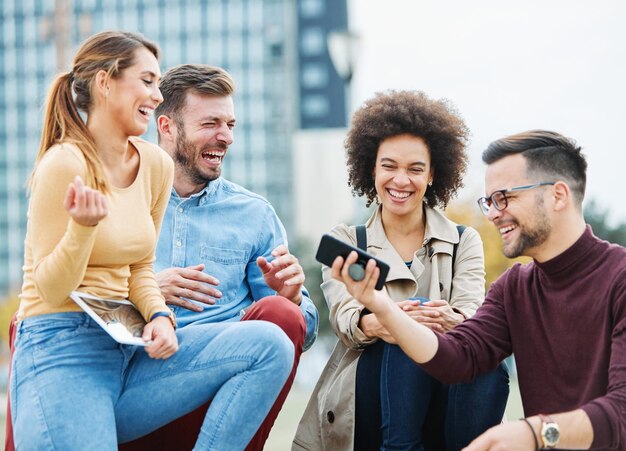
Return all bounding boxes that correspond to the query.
[300,0,325,18]
[301,63,328,88]
[227,0,244,29]
[302,94,329,118]
[300,27,324,56]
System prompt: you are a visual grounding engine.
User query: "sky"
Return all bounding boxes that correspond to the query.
[348,0,626,224]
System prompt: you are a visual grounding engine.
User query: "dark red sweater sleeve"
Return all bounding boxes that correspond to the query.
[421,275,512,384]
[580,269,626,449]
[423,230,626,450]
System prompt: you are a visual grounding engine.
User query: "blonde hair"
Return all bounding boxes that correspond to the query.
[32,31,160,193]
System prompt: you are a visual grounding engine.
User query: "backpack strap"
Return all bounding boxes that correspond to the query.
[356,223,465,294]
[448,224,467,297]
[356,224,367,251]
[452,224,466,273]
[354,224,371,316]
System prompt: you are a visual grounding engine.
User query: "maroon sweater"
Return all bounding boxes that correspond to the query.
[423,226,626,450]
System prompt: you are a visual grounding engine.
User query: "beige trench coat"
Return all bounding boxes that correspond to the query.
[292,206,486,451]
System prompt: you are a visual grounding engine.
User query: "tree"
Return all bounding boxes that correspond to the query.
[584,200,626,246]
[446,201,530,288]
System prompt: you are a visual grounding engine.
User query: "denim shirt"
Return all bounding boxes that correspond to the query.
[155,177,318,351]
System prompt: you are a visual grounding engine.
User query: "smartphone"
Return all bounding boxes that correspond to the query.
[315,234,390,290]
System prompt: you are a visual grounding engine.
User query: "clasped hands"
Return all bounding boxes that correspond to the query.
[332,252,463,342]
[157,244,305,310]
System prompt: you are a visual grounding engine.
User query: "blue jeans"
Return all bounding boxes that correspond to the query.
[10,312,293,450]
[355,341,509,451]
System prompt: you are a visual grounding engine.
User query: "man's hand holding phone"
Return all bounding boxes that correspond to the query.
[330,251,393,315]
[315,234,389,290]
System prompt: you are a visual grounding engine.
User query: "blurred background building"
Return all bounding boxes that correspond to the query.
[0,0,356,300]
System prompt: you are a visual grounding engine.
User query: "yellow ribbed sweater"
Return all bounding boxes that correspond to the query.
[18,136,174,323]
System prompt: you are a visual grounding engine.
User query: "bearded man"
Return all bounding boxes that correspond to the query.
[121,64,319,451]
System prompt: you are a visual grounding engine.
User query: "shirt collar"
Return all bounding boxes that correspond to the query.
[171,177,222,206]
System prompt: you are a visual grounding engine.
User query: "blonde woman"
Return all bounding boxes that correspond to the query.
[9,31,292,449]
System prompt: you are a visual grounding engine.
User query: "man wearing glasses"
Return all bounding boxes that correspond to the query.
[332,130,626,450]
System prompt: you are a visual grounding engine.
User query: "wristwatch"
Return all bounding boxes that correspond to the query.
[150,310,177,329]
[539,414,560,449]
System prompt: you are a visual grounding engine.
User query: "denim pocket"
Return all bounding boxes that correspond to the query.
[200,245,248,265]
[20,314,88,350]
[200,245,249,304]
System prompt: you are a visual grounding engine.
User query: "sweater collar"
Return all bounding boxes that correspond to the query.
[534,225,596,276]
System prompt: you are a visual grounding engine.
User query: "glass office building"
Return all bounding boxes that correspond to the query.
[0,0,347,298]
[298,0,348,129]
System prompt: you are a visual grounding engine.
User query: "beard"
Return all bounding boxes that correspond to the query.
[503,196,552,258]
[173,125,225,185]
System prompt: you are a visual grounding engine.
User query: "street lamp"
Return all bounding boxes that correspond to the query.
[327,29,360,121]
[327,29,360,84]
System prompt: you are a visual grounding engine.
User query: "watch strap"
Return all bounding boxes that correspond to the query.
[150,310,177,329]
[538,414,560,449]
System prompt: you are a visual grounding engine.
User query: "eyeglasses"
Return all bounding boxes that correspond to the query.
[477,182,555,215]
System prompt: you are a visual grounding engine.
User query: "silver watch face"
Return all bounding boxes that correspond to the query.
[544,424,560,445]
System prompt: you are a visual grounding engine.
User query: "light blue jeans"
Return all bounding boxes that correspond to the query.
[10,312,293,450]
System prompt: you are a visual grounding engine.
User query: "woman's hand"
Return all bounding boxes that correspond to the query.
[401,299,464,332]
[143,316,178,359]
[359,313,397,344]
[63,176,108,226]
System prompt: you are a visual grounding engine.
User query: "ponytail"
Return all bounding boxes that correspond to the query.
[29,71,109,194]
[29,31,160,195]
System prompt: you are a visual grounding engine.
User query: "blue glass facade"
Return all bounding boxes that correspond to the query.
[298,0,348,129]
[0,0,304,298]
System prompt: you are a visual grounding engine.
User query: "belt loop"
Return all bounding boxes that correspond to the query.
[82,311,93,327]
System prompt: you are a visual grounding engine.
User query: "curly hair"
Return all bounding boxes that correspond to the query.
[346,90,470,208]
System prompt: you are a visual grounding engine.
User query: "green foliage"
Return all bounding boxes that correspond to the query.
[446,202,530,288]
[584,200,626,246]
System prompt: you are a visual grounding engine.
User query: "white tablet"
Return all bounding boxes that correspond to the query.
[70,291,151,347]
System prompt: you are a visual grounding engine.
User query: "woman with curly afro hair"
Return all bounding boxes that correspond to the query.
[294,91,509,451]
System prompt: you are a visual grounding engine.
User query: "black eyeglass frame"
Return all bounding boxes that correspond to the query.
[476,182,556,215]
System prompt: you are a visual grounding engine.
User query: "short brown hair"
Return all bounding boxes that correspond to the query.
[156,64,235,123]
[346,90,470,208]
[482,130,587,205]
